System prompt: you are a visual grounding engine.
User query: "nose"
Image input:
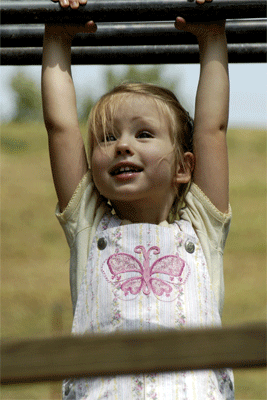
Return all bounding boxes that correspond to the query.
[115,136,134,157]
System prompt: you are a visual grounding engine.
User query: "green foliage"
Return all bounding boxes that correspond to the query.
[79,65,180,122]
[1,136,29,154]
[11,71,42,122]
[105,65,177,92]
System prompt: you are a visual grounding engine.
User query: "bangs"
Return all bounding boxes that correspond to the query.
[87,93,131,162]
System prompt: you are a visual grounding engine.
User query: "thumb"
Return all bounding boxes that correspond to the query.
[84,20,97,33]
[174,16,187,31]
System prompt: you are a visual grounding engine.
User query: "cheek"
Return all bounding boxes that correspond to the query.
[146,153,177,189]
[92,146,116,197]
[92,146,110,169]
[148,146,176,171]
[91,150,108,187]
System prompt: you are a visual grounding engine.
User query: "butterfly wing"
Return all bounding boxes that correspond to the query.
[150,278,173,297]
[107,253,143,277]
[106,253,144,297]
[151,255,185,279]
[150,255,190,301]
[121,277,144,296]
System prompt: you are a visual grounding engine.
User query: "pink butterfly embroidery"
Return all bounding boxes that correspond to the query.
[104,245,190,300]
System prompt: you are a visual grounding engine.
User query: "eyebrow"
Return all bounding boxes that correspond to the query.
[130,116,157,125]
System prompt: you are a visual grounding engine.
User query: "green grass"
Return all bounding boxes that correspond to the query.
[1,123,266,399]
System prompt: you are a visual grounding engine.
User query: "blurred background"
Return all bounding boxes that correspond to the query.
[1,63,267,127]
[1,61,266,400]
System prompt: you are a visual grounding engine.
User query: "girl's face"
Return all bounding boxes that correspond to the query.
[91,95,188,221]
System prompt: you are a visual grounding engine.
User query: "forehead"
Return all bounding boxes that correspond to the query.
[108,93,172,128]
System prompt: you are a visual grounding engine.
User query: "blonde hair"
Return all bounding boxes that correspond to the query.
[87,82,194,222]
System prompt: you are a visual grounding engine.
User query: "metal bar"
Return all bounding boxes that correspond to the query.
[1,43,266,65]
[0,0,266,25]
[1,324,266,385]
[1,19,266,48]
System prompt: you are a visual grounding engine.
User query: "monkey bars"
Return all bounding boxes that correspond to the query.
[1,43,266,65]
[1,19,266,47]
[1,1,266,64]
[0,0,266,24]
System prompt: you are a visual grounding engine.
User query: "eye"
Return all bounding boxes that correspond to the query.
[137,130,153,139]
[105,134,117,142]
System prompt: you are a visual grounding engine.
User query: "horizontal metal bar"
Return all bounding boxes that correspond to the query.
[1,324,266,385]
[1,19,266,48]
[0,0,266,24]
[1,43,266,65]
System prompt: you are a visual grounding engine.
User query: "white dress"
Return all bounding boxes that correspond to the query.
[62,213,234,400]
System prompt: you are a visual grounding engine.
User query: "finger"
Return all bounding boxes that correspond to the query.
[69,1,80,9]
[85,20,97,33]
[69,0,87,9]
[57,0,70,8]
[72,20,97,33]
[54,0,69,8]
[174,16,186,30]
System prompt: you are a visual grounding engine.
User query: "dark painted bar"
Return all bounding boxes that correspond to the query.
[1,20,266,47]
[0,0,266,24]
[1,43,266,65]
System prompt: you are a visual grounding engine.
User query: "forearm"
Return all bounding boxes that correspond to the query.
[191,24,230,212]
[42,25,79,134]
[195,27,229,135]
[174,6,230,212]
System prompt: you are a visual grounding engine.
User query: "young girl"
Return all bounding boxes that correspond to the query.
[42,0,234,398]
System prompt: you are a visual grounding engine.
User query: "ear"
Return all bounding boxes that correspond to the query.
[173,152,195,186]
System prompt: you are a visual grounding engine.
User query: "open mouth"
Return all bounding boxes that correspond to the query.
[110,165,143,176]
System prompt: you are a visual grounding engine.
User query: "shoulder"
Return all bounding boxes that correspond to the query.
[55,170,109,246]
[181,182,231,223]
[179,183,232,250]
[55,171,92,221]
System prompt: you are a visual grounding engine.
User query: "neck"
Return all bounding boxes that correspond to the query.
[111,197,174,224]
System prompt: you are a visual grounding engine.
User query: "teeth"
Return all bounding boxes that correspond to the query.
[120,167,131,172]
[112,165,140,175]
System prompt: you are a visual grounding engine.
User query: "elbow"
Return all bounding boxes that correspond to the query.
[219,121,228,135]
[43,113,78,136]
[44,119,67,136]
[199,115,228,137]
[43,115,60,136]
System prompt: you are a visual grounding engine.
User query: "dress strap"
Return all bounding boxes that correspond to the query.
[174,219,198,239]
[96,212,122,234]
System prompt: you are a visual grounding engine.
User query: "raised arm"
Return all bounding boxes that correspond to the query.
[175,4,229,213]
[42,0,96,211]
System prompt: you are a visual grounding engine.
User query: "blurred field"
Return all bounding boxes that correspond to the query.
[1,123,266,399]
